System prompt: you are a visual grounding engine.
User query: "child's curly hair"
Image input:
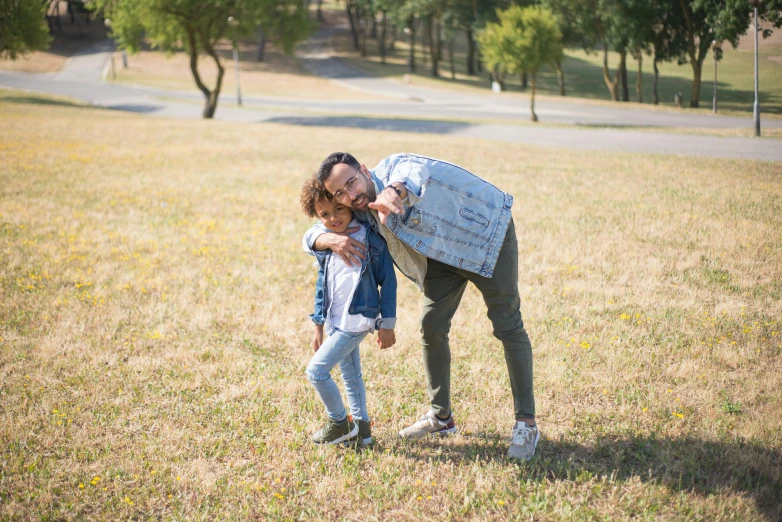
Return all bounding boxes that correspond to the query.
[300,174,333,218]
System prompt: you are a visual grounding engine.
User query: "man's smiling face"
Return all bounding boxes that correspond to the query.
[323,162,376,212]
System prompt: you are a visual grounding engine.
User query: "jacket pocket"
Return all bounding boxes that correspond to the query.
[402,207,436,235]
[459,207,490,228]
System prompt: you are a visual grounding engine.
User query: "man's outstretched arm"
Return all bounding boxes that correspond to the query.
[303,224,366,267]
[368,182,408,225]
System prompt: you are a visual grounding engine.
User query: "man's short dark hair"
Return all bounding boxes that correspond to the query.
[318,152,360,183]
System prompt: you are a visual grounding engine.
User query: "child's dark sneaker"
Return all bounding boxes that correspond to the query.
[357,419,373,446]
[399,410,457,438]
[311,418,358,445]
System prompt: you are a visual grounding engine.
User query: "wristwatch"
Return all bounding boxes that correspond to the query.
[386,184,403,198]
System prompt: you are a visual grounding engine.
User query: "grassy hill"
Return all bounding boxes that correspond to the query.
[1,89,781,520]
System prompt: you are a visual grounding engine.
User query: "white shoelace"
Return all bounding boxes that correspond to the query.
[511,424,534,445]
[417,412,443,428]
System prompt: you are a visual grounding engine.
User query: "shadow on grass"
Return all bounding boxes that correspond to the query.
[383,433,782,520]
[0,94,84,108]
[265,115,472,134]
[104,104,160,114]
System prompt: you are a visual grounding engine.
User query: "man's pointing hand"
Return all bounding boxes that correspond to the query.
[368,184,406,225]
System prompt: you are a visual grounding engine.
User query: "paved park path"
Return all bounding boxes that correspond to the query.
[1,30,781,162]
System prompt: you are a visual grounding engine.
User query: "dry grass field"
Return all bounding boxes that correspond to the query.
[1,89,781,520]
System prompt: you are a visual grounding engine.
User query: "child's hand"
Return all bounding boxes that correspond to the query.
[313,325,324,352]
[377,328,396,350]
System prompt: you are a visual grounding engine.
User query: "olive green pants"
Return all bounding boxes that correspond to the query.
[420,219,535,420]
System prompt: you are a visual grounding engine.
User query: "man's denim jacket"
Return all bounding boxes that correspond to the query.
[303,153,514,288]
[309,222,397,331]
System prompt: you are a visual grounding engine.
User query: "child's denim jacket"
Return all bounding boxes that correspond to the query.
[309,222,397,330]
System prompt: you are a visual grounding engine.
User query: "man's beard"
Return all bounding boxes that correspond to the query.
[353,174,377,213]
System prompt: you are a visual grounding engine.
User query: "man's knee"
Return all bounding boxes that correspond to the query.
[487,307,526,344]
[493,324,530,348]
[420,311,450,347]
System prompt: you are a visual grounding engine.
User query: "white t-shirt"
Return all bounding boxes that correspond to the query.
[325,220,376,333]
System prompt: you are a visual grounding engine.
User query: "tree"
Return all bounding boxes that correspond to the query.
[544,0,624,101]
[0,0,51,60]
[679,0,782,108]
[479,5,563,121]
[90,0,312,119]
[648,1,687,105]
[255,0,313,62]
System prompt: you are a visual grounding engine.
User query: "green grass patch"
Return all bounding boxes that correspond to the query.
[337,27,782,115]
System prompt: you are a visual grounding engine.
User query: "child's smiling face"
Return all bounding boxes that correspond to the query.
[314,197,353,234]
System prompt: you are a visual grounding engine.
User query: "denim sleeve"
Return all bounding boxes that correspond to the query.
[386,155,430,199]
[374,242,397,330]
[302,222,329,264]
[309,263,326,325]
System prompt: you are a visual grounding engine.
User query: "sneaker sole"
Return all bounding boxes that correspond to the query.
[320,423,359,446]
[398,426,458,439]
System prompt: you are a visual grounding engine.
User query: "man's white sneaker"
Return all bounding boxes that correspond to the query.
[399,410,457,439]
[508,421,540,460]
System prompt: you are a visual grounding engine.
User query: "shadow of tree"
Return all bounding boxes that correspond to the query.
[265,115,472,135]
[384,432,782,520]
[0,94,84,108]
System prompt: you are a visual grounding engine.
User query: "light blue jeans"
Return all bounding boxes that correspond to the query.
[305,328,370,423]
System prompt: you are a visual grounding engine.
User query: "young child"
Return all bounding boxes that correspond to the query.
[299,175,397,446]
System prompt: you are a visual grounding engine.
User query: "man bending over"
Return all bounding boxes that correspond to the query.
[302,152,539,460]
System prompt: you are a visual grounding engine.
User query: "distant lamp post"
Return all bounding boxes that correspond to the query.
[750,0,761,136]
[711,40,722,113]
[228,16,242,107]
[104,18,116,80]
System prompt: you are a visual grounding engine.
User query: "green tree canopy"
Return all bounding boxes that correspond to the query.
[479,5,563,121]
[0,0,51,60]
[90,0,312,118]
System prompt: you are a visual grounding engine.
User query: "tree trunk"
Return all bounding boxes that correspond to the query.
[389,25,397,51]
[317,0,323,22]
[600,40,619,101]
[186,28,224,119]
[492,65,504,91]
[426,17,439,77]
[436,22,442,64]
[379,11,387,64]
[476,42,482,73]
[555,59,565,96]
[620,50,629,101]
[202,46,224,119]
[407,15,416,73]
[636,51,643,103]
[371,16,377,39]
[678,0,707,108]
[466,28,475,76]
[358,9,368,57]
[690,61,702,107]
[256,26,266,62]
[448,35,455,79]
[54,0,62,31]
[346,2,360,51]
[652,57,659,105]
[530,72,538,122]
